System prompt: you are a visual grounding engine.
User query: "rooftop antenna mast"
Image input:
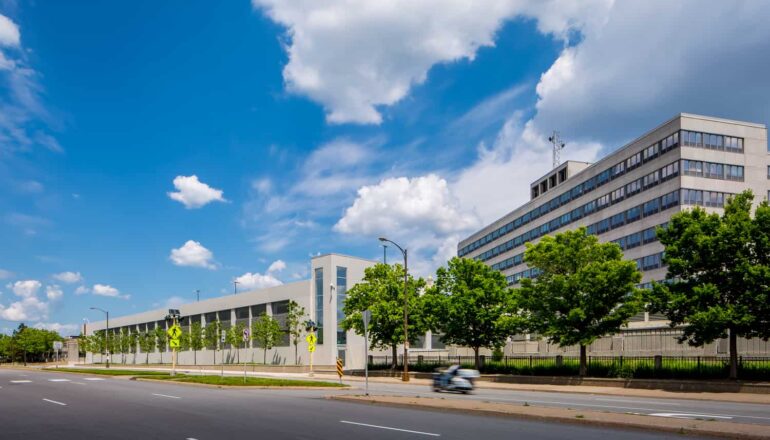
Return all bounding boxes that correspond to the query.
[548,131,566,169]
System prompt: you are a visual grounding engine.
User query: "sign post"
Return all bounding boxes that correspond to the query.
[336,358,344,384]
[53,341,63,368]
[242,328,250,383]
[362,310,371,396]
[305,333,316,377]
[220,329,227,377]
[167,323,182,377]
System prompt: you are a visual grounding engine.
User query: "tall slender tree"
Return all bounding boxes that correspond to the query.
[190,322,204,366]
[285,300,307,365]
[518,227,643,376]
[252,313,281,365]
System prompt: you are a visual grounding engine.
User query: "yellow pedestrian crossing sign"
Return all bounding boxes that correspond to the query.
[167,325,182,340]
[169,338,180,348]
[306,333,316,353]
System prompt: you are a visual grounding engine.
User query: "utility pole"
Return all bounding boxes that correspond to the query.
[548,131,566,169]
[382,244,388,264]
[233,280,240,295]
[195,289,200,302]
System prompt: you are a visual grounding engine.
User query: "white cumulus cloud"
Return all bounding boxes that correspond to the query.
[0,296,49,321]
[234,272,283,290]
[252,0,610,124]
[335,174,480,236]
[74,285,90,295]
[267,260,286,273]
[45,285,63,301]
[52,271,83,284]
[169,240,217,269]
[0,14,20,47]
[167,175,226,209]
[8,279,41,298]
[92,284,130,300]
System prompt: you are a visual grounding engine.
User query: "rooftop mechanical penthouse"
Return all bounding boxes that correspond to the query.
[458,113,768,325]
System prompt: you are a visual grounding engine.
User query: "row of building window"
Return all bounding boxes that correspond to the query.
[680,189,732,207]
[507,250,667,286]
[460,131,684,257]
[473,157,680,263]
[460,129,745,258]
[681,130,743,152]
[682,160,744,180]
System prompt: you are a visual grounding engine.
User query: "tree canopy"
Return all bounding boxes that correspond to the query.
[252,313,281,365]
[341,263,426,368]
[518,227,643,376]
[425,257,519,368]
[649,190,770,379]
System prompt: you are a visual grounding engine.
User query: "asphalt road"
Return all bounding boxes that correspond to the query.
[346,377,770,425]
[0,369,702,440]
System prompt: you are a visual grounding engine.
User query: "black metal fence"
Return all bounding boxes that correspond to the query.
[368,355,770,380]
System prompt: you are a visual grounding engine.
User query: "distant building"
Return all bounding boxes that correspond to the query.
[87,254,376,369]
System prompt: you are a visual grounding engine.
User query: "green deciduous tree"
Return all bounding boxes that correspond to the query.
[425,257,520,369]
[518,227,643,376]
[649,191,770,379]
[285,300,307,365]
[204,321,221,364]
[154,326,167,364]
[190,322,204,365]
[341,263,426,369]
[227,322,247,364]
[137,331,154,364]
[252,313,281,365]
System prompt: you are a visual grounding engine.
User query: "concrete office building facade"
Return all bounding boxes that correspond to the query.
[457,114,770,356]
[86,254,377,370]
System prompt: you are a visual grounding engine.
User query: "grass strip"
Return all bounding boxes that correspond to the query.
[141,374,346,387]
[48,368,170,376]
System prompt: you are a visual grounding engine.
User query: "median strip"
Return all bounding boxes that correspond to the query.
[330,395,770,440]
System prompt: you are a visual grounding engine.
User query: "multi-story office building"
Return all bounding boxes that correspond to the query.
[86,254,376,369]
[458,113,768,329]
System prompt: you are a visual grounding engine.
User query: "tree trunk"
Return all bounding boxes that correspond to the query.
[474,347,480,370]
[729,328,738,380]
[194,350,197,366]
[391,344,398,370]
[263,347,267,365]
[295,343,298,366]
[579,344,587,377]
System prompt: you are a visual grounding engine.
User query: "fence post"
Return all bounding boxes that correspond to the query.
[555,355,563,368]
[529,355,533,368]
[418,355,424,365]
[619,355,623,368]
[697,356,701,375]
[368,355,373,366]
[654,355,663,371]
[479,355,486,367]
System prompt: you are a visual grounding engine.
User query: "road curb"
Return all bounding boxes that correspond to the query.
[329,395,770,439]
[134,377,350,390]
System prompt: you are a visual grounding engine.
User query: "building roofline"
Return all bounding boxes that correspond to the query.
[311,252,378,263]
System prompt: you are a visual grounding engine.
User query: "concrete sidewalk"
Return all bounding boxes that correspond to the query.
[40,364,770,404]
[331,394,770,439]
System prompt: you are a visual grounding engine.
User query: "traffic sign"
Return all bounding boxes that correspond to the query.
[53,341,63,351]
[169,339,180,348]
[167,325,182,340]
[336,358,344,378]
[305,333,317,344]
[220,330,226,343]
[242,328,250,342]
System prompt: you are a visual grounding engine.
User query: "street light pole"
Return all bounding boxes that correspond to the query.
[195,289,200,302]
[89,307,110,369]
[378,237,409,382]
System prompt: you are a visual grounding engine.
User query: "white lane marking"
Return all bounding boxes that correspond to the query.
[152,393,181,399]
[42,398,67,406]
[10,380,31,383]
[83,378,105,381]
[595,397,680,406]
[70,382,87,386]
[186,438,198,440]
[650,413,732,420]
[49,378,70,382]
[340,420,440,437]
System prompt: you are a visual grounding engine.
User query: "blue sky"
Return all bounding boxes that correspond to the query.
[2,1,769,335]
